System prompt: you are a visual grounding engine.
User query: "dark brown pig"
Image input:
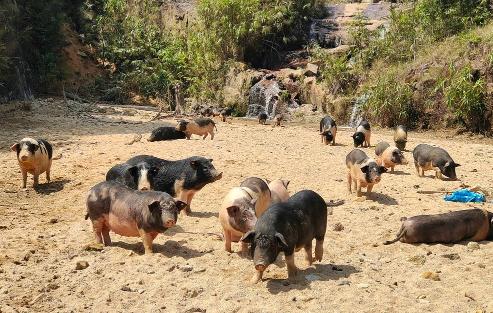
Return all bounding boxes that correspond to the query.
[273,114,283,127]
[258,112,268,125]
[85,181,187,254]
[241,190,327,283]
[375,142,408,172]
[413,144,460,180]
[176,117,217,140]
[219,177,272,254]
[394,125,407,151]
[384,208,493,245]
[346,149,387,197]
[11,138,53,188]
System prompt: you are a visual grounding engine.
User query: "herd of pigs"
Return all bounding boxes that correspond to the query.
[9,114,492,284]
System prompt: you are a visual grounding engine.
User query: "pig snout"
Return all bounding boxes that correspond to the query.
[213,171,223,181]
[255,264,266,271]
[21,155,28,161]
[164,219,176,228]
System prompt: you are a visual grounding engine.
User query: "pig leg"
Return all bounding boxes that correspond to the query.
[21,169,27,188]
[314,239,324,262]
[435,170,443,180]
[304,242,313,266]
[138,229,154,254]
[356,181,363,197]
[390,166,395,173]
[366,184,374,196]
[102,225,112,246]
[210,130,214,140]
[224,229,232,253]
[347,173,352,194]
[251,270,264,284]
[321,135,324,144]
[46,159,52,183]
[240,241,249,256]
[92,219,104,244]
[185,192,195,214]
[332,136,336,146]
[202,132,208,140]
[285,254,298,278]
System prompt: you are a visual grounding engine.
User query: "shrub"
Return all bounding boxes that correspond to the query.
[444,64,487,132]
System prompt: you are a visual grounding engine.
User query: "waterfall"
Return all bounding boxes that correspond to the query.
[348,93,368,127]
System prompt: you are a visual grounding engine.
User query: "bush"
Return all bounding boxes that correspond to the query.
[444,65,487,132]
[362,72,414,127]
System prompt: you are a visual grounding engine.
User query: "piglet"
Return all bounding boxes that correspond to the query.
[85,181,187,254]
[11,138,53,188]
[176,118,217,140]
[375,142,408,172]
[346,149,386,197]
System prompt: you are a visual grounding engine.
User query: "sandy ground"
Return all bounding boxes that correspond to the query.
[1,99,493,313]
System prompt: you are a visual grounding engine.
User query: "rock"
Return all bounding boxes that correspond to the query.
[467,242,480,251]
[333,222,344,232]
[408,255,426,265]
[247,78,281,118]
[49,218,58,224]
[304,63,319,76]
[441,253,460,260]
[120,286,132,292]
[421,271,440,281]
[180,265,193,272]
[126,134,142,145]
[75,261,89,270]
[417,295,427,299]
[337,280,351,286]
[84,243,104,252]
[357,283,369,289]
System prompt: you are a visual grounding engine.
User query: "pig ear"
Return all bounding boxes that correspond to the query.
[275,233,288,250]
[250,198,257,207]
[282,180,290,188]
[128,166,138,178]
[175,200,187,211]
[10,143,20,152]
[190,160,199,169]
[226,205,239,216]
[240,230,255,243]
[379,166,388,173]
[208,158,213,163]
[148,201,161,212]
[150,167,160,175]
[454,163,461,167]
[360,165,369,173]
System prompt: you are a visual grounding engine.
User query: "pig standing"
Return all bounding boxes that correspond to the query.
[11,138,53,188]
[413,144,460,180]
[219,177,272,254]
[126,155,222,215]
[384,208,493,245]
[176,118,217,140]
[85,181,187,254]
[394,125,407,151]
[319,116,337,146]
[106,162,159,191]
[352,120,371,147]
[273,114,283,127]
[148,127,186,142]
[241,190,327,283]
[220,107,233,122]
[258,113,268,125]
[375,142,408,172]
[346,149,387,197]
[267,179,290,204]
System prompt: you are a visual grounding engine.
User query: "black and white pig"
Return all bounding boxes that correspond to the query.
[11,138,53,188]
[106,162,160,191]
[413,144,460,180]
[148,127,186,142]
[126,155,223,215]
[241,190,327,283]
[319,116,337,145]
[352,120,371,148]
[85,181,187,254]
[346,149,387,197]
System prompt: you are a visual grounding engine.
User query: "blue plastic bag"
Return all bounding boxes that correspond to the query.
[443,189,485,203]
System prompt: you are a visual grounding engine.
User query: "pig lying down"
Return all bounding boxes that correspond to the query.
[241,190,327,283]
[413,144,460,180]
[346,149,386,198]
[374,142,408,172]
[148,126,186,142]
[384,208,493,245]
[11,138,53,188]
[126,155,223,215]
[85,181,187,254]
[219,177,272,254]
[106,162,159,191]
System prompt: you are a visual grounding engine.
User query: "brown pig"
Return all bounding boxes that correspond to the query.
[394,125,407,151]
[85,181,187,254]
[346,149,387,197]
[267,179,290,204]
[384,208,493,245]
[273,114,283,127]
[375,141,409,172]
[219,177,272,254]
[176,117,217,140]
[11,138,53,188]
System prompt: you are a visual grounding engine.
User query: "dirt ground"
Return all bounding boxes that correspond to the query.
[1,99,493,313]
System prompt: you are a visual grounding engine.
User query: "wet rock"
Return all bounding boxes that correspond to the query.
[75,261,89,270]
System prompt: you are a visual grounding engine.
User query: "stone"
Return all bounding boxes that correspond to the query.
[75,261,89,270]
[467,242,480,251]
[333,222,344,232]
[84,243,104,252]
[441,253,460,260]
[304,63,319,76]
[408,255,426,265]
[421,271,440,281]
[357,283,369,289]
